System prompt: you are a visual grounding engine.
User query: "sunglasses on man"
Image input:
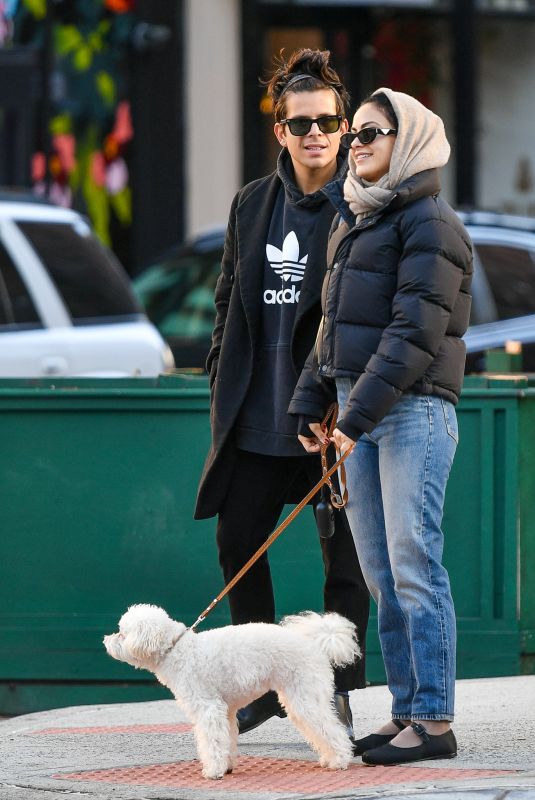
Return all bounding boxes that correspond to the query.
[341,128,397,146]
[280,115,343,136]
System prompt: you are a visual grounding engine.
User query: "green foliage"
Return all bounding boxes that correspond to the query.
[13,0,135,249]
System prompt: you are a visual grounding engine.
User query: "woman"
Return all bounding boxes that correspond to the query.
[289,88,473,765]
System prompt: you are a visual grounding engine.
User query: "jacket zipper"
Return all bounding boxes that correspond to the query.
[319,209,392,375]
[319,224,364,375]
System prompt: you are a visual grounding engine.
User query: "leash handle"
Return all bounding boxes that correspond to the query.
[190,405,353,631]
[320,404,348,509]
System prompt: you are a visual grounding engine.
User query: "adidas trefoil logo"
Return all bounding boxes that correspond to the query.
[266,231,308,282]
[264,231,307,304]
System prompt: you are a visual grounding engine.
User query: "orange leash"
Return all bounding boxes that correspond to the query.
[320,404,348,509]
[190,405,351,631]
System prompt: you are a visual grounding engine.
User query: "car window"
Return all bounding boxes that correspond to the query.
[16,220,141,324]
[0,240,41,329]
[475,243,535,320]
[469,250,498,325]
[135,252,219,338]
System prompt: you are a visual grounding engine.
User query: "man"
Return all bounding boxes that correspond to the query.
[195,48,369,737]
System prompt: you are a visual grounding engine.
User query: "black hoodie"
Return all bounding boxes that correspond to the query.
[235,150,348,456]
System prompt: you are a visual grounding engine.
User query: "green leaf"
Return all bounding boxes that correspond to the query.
[50,114,72,136]
[74,44,93,71]
[88,29,104,53]
[84,179,111,246]
[55,25,82,56]
[96,71,116,106]
[22,0,46,20]
[110,187,132,225]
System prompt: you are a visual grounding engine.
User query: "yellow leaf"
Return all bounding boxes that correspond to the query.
[96,71,116,106]
[74,44,93,72]
[55,25,82,56]
[88,30,104,53]
[85,181,111,246]
[23,0,46,20]
[111,187,132,225]
[50,114,72,136]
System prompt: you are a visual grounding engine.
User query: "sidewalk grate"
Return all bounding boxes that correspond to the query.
[31,723,192,735]
[55,757,514,795]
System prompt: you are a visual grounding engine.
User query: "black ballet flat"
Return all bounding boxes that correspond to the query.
[361,722,457,765]
[353,719,406,756]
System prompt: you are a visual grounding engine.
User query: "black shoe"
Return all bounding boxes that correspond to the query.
[362,722,457,765]
[237,691,287,734]
[353,719,406,756]
[334,693,354,739]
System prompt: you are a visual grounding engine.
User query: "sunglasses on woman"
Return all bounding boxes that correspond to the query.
[342,127,397,147]
[280,115,343,136]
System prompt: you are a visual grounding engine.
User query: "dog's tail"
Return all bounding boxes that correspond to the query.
[280,611,360,667]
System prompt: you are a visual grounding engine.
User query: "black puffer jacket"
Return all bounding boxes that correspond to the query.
[288,168,473,441]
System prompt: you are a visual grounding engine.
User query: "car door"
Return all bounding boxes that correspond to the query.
[465,227,535,372]
[0,217,73,377]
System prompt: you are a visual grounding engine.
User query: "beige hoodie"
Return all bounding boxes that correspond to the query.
[343,87,451,221]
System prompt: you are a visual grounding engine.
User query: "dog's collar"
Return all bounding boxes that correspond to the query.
[175,626,191,643]
[162,625,190,656]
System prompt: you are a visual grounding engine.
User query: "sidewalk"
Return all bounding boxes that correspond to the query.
[0,675,533,800]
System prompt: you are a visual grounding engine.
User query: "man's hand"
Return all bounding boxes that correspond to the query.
[298,421,329,453]
[331,427,356,456]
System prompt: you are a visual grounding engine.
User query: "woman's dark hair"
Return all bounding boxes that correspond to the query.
[359,91,398,129]
[263,48,350,122]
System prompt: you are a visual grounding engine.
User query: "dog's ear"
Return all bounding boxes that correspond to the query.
[126,618,185,662]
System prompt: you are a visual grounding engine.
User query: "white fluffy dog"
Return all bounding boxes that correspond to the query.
[104,604,359,779]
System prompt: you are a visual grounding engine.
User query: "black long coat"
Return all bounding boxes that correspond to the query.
[194,166,342,520]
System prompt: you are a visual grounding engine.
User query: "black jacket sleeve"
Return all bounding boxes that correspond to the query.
[337,213,468,439]
[288,319,337,420]
[205,192,239,387]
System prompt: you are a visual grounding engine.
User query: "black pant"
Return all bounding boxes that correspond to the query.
[216,449,370,691]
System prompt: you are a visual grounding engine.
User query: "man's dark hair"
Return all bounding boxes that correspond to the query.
[263,48,350,122]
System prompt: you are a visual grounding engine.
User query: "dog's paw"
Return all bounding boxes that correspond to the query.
[202,768,225,780]
[319,755,349,769]
[322,755,350,770]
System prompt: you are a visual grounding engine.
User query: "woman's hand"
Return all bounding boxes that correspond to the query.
[331,427,356,455]
[298,421,329,453]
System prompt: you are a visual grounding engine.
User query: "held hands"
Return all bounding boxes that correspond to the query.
[298,422,356,456]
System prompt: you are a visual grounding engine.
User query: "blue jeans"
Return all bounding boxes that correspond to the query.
[336,379,457,721]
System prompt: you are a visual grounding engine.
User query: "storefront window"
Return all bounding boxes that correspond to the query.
[261,28,326,173]
[254,12,453,202]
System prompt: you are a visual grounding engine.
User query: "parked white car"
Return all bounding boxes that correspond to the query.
[0,193,174,377]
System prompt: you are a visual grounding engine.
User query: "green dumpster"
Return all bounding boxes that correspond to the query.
[446,374,535,678]
[0,373,533,715]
